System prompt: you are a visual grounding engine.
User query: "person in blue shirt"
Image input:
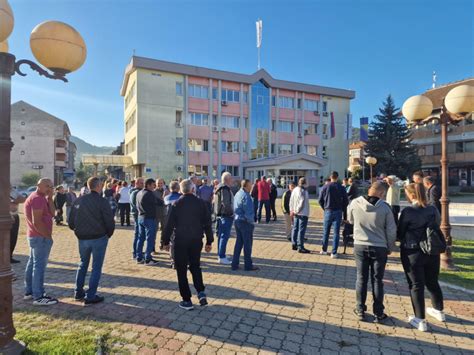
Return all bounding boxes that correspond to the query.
[231,179,259,271]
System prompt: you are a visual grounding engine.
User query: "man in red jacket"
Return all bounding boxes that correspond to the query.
[257,176,271,224]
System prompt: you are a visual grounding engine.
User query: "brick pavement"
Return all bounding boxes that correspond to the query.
[11,215,474,354]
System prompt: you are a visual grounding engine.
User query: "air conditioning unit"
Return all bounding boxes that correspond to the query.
[304,129,309,135]
[175,165,183,172]
[433,128,441,134]
[323,112,328,117]
[175,122,182,128]
[323,134,329,139]
[221,127,227,132]
[176,149,183,156]
[297,133,302,138]
[313,111,319,116]
[212,126,219,132]
[221,101,228,106]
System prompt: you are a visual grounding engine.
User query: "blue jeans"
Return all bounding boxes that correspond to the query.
[217,216,233,259]
[137,217,157,261]
[132,214,139,258]
[253,198,258,222]
[322,209,343,254]
[25,237,53,299]
[257,200,270,223]
[75,236,109,300]
[291,215,308,249]
[232,220,255,270]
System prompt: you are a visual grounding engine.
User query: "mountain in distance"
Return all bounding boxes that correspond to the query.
[351,127,360,143]
[70,136,115,166]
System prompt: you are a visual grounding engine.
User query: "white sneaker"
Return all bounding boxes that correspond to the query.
[408,316,428,332]
[319,251,328,255]
[218,257,231,265]
[330,253,338,259]
[426,307,446,322]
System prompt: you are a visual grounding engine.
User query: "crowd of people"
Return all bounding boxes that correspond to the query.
[11,168,446,329]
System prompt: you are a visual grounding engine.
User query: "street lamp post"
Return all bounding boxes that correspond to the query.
[0,1,86,351]
[402,85,474,270]
[365,156,377,183]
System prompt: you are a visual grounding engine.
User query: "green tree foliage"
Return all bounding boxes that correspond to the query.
[365,95,421,179]
[21,173,40,187]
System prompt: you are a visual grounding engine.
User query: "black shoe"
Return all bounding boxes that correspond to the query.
[353,308,366,321]
[144,259,159,266]
[179,300,194,311]
[84,295,104,305]
[292,245,297,251]
[74,293,85,301]
[298,248,310,254]
[245,266,260,271]
[198,292,208,306]
[374,313,388,323]
[136,258,144,264]
[287,237,291,241]
[10,258,20,264]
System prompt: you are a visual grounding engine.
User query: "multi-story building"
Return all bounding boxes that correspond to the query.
[120,56,355,189]
[348,141,366,173]
[10,101,75,186]
[411,78,474,187]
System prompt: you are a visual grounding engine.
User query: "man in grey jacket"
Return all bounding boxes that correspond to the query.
[348,181,396,323]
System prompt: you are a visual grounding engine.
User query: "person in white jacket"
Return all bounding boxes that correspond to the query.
[289,177,310,253]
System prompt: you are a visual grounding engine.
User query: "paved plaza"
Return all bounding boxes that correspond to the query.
[11,216,474,354]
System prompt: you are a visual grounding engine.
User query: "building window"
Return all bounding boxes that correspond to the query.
[279,96,295,109]
[243,142,248,152]
[271,144,275,155]
[188,139,209,152]
[257,95,264,105]
[279,121,294,132]
[176,82,183,96]
[243,92,249,103]
[188,112,209,126]
[221,89,240,103]
[212,115,218,127]
[297,99,302,109]
[212,140,218,152]
[322,145,327,157]
[221,141,239,153]
[271,120,276,131]
[188,165,208,176]
[188,84,209,99]
[176,138,183,152]
[221,165,239,176]
[455,142,464,153]
[322,124,328,135]
[125,82,136,109]
[244,117,249,129]
[272,95,276,107]
[221,115,240,129]
[21,136,25,140]
[125,110,136,132]
[304,99,319,111]
[279,144,293,155]
[303,123,317,134]
[21,121,25,126]
[322,101,328,112]
[20,151,25,155]
[212,88,218,100]
[125,138,136,154]
[297,145,301,153]
[176,111,182,126]
[305,145,317,155]
[465,141,474,152]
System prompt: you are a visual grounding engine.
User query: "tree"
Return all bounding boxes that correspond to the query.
[21,173,40,187]
[365,95,420,179]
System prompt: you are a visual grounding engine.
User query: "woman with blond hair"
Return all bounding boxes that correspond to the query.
[398,183,444,332]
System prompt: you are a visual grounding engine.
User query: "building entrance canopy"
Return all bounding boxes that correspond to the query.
[82,154,133,167]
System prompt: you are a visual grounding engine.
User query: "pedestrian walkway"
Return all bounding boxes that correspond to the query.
[11,218,474,354]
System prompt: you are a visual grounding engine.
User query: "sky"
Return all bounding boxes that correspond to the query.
[8,0,473,147]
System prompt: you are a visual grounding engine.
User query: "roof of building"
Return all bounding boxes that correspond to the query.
[242,153,327,168]
[12,101,71,136]
[120,56,356,99]
[423,78,474,109]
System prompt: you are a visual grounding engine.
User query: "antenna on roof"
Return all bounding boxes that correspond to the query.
[432,71,437,89]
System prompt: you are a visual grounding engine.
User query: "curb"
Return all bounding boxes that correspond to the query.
[439,281,474,295]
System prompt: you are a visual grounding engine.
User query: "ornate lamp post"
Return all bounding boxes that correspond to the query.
[402,85,474,270]
[0,0,86,352]
[365,156,377,183]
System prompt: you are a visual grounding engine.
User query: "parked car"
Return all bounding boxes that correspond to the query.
[19,186,36,197]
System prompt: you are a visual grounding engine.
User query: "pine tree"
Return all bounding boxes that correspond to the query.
[364,95,420,179]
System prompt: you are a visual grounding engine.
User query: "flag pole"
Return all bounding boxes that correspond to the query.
[256,19,262,70]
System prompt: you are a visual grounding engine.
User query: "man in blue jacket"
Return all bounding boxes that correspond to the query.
[318,171,349,258]
[231,179,259,271]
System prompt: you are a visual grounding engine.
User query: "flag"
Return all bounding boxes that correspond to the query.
[360,117,369,142]
[330,112,336,138]
[345,114,352,140]
[256,19,262,48]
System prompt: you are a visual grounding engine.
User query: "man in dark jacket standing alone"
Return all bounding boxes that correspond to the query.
[268,178,278,221]
[423,176,441,213]
[69,177,115,305]
[162,179,214,310]
[214,172,234,264]
[318,171,349,258]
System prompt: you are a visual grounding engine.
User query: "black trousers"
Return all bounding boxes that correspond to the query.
[10,214,20,257]
[354,245,388,316]
[391,205,400,225]
[401,248,444,319]
[174,241,205,302]
[269,198,277,220]
[118,203,131,226]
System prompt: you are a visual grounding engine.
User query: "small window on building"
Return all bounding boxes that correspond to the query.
[271,144,275,154]
[176,138,183,151]
[176,82,183,96]
[297,99,302,109]
[272,96,276,107]
[212,88,218,100]
[323,101,328,112]
[176,111,182,126]
[257,95,264,105]
[21,121,25,126]
[20,151,25,155]
[21,136,25,140]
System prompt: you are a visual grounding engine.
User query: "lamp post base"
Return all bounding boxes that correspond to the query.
[441,247,458,271]
[0,339,26,355]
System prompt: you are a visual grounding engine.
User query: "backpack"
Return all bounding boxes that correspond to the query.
[419,207,447,256]
[214,186,232,217]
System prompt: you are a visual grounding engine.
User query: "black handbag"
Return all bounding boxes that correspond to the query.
[419,208,447,255]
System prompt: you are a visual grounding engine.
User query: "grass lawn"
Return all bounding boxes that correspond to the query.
[440,239,474,290]
[13,311,131,354]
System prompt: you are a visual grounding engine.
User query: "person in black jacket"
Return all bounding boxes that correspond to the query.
[250,178,259,222]
[162,179,214,311]
[268,178,278,221]
[398,182,444,332]
[423,176,441,213]
[281,182,295,241]
[53,186,67,225]
[69,177,115,305]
